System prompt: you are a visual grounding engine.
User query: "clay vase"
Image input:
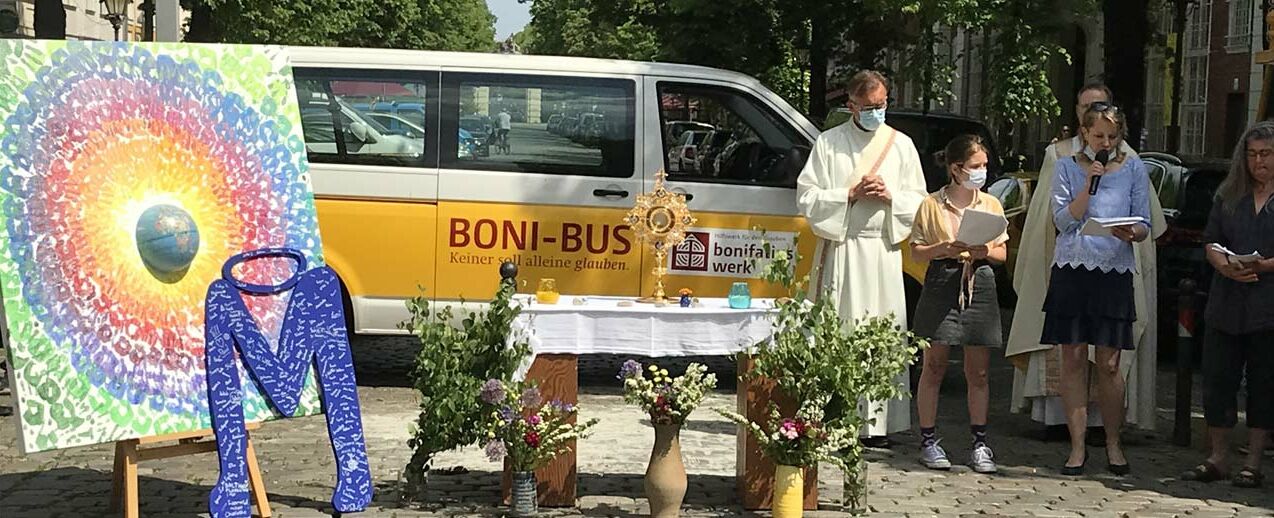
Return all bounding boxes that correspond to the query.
[773,464,804,518]
[644,423,688,518]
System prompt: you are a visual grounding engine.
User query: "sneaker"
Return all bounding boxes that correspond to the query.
[969,444,998,474]
[920,439,952,470]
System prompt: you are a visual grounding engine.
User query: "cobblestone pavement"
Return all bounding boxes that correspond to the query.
[2,334,1273,517]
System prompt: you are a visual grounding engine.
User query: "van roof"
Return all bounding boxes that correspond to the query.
[287,46,758,84]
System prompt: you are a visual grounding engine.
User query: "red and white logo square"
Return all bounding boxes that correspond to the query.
[671,232,709,271]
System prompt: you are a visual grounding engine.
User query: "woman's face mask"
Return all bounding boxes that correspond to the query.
[961,167,988,190]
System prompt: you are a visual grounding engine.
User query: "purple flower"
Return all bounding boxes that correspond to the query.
[480,379,505,405]
[618,359,643,380]
[484,440,507,462]
[548,400,575,413]
[520,386,542,408]
[499,406,518,423]
[526,414,543,426]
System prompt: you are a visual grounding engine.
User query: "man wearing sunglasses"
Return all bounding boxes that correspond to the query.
[1007,83,1166,442]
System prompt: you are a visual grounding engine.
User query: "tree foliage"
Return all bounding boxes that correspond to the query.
[182,0,495,52]
[520,0,1104,126]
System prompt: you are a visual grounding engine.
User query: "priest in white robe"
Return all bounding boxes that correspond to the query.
[1007,85,1165,431]
[797,70,928,440]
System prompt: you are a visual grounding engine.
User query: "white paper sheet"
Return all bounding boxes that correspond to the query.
[954,209,1008,246]
[1080,216,1145,237]
[1209,243,1264,264]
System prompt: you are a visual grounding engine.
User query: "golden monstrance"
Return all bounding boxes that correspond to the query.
[623,169,696,303]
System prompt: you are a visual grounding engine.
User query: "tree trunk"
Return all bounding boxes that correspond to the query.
[809,17,829,124]
[141,1,154,41]
[184,1,216,42]
[921,22,932,115]
[33,0,66,39]
[1167,0,1188,154]
[1104,0,1149,149]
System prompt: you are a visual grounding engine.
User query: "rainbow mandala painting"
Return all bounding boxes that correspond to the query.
[0,40,324,453]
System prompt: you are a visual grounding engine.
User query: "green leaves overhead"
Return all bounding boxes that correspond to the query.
[185,0,497,52]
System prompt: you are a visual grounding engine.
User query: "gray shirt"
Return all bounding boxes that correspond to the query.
[1203,193,1274,334]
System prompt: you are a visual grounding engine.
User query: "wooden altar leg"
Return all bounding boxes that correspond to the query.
[736,353,818,510]
[503,354,579,507]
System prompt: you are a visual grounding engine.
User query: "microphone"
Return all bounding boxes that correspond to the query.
[1089,149,1110,195]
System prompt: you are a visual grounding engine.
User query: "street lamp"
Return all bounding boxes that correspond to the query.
[100,0,131,41]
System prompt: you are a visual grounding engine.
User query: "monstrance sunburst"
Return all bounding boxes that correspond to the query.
[624,169,696,303]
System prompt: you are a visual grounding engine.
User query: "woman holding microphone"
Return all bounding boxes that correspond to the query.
[1040,104,1150,476]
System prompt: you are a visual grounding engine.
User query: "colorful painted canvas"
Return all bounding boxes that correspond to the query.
[0,40,324,453]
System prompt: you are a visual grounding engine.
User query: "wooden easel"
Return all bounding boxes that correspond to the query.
[109,422,271,518]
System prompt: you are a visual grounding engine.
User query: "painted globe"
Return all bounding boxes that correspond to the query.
[135,204,200,275]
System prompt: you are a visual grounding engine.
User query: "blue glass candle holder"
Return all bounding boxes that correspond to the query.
[728,282,751,309]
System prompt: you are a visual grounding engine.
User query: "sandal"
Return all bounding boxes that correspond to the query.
[1180,461,1227,482]
[1233,467,1264,488]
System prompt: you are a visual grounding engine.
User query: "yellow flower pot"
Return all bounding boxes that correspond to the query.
[773,464,804,518]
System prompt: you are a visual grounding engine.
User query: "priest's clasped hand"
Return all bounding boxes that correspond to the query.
[850,174,891,203]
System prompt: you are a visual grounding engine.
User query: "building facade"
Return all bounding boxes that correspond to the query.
[9,0,184,41]
[1137,0,1262,160]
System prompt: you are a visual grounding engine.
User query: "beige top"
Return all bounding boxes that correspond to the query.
[910,187,1009,249]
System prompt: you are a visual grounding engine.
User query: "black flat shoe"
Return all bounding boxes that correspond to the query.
[1061,451,1087,476]
[1108,462,1131,476]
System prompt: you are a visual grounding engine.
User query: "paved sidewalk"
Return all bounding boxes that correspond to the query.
[1,336,1272,517]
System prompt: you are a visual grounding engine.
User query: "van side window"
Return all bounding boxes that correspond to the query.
[293,68,436,167]
[657,83,808,187]
[441,73,636,178]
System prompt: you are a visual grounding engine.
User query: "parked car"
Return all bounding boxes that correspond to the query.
[695,130,735,176]
[360,111,477,159]
[663,121,714,145]
[295,89,423,160]
[459,115,493,157]
[1143,153,1228,358]
[666,130,709,173]
[547,114,564,134]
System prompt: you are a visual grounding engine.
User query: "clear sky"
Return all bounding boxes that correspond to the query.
[487,0,532,40]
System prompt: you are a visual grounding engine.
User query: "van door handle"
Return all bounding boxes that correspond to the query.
[592,189,629,198]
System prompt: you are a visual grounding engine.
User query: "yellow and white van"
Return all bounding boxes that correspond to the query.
[289,47,841,334]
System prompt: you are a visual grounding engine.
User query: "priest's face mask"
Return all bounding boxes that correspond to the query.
[847,84,889,130]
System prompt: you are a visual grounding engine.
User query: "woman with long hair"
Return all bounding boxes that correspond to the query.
[1180,121,1274,488]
